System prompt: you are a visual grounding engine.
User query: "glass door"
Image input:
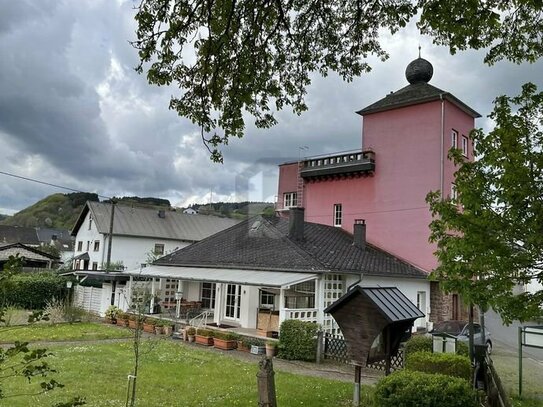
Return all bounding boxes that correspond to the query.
[225,284,241,320]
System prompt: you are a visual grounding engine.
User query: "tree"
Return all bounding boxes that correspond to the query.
[427,83,543,324]
[133,0,543,162]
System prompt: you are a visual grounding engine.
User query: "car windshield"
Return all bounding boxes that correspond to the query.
[432,321,465,335]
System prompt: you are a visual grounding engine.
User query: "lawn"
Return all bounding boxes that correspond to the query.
[0,340,364,406]
[0,322,131,343]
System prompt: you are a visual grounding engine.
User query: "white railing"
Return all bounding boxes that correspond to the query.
[189,310,212,328]
[284,308,318,323]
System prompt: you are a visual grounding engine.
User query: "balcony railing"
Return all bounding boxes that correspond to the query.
[300,150,375,179]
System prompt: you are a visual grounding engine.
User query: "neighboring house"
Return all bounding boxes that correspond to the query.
[0,225,40,246]
[276,57,480,322]
[123,209,430,333]
[0,242,59,269]
[182,208,198,215]
[0,225,73,266]
[71,201,240,272]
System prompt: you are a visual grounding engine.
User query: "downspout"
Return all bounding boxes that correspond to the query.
[348,274,363,291]
[440,94,445,199]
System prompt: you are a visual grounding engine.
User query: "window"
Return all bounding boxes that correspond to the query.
[93,241,100,252]
[283,192,297,208]
[86,241,90,251]
[154,243,165,256]
[92,262,98,270]
[77,241,83,252]
[201,282,216,309]
[451,130,458,148]
[260,291,275,308]
[333,204,342,227]
[461,135,468,157]
[450,184,458,202]
[88,215,93,230]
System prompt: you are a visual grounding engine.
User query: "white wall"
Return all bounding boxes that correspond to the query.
[73,208,191,270]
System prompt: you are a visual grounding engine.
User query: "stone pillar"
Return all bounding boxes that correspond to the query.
[257,357,277,407]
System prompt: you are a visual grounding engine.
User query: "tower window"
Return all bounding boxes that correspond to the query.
[461,135,468,157]
[88,215,93,230]
[284,192,297,208]
[334,204,342,227]
[93,241,100,252]
[451,130,458,148]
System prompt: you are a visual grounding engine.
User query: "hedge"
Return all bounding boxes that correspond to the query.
[277,319,318,361]
[404,334,469,357]
[374,370,478,407]
[3,272,67,309]
[405,351,472,381]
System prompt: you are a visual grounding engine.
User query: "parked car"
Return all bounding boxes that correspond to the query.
[429,320,493,354]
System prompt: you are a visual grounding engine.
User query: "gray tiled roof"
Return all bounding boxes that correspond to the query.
[155,216,427,278]
[0,225,40,245]
[357,82,481,118]
[72,202,240,242]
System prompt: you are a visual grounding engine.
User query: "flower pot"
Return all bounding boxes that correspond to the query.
[195,335,213,346]
[128,319,138,329]
[119,319,129,327]
[154,326,163,335]
[188,334,195,343]
[213,338,237,351]
[143,323,155,334]
[265,344,277,358]
[105,317,117,325]
[163,325,173,336]
[237,340,250,352]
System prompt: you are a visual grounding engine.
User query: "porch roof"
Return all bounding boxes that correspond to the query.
[123,265,318,288]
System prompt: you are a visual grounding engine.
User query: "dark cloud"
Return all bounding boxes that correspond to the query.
[0,1,542,214]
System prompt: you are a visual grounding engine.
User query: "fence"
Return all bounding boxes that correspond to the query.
[323,333,404,372]
[74,285,102,315]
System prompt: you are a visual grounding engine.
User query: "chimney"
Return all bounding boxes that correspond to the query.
[158,209,166,219]
[353,219,366,250]
[288,207,305,241]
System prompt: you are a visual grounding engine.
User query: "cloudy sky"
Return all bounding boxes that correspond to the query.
[1,1,542,215]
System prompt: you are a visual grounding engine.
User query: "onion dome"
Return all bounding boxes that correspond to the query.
[405,58,433,84]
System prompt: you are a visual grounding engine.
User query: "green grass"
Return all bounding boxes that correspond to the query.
[0,322,131,343]
[0,340,366,406]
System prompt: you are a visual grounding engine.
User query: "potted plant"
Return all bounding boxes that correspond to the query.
[162,320,173,336]
[265,340,278,358]
[154,320,164,335]
[105,305,120,324]
[186,327,196,342]
[237,337,251,352]
[213,331,239,351]
[195,328,214,346]
[143,317,157,334]
[128,313,139,329]
[117,311,129,327]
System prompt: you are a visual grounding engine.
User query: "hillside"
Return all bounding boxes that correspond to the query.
[189,201,275,219]
[0,192,100,230]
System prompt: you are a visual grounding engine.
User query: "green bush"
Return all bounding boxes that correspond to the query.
[213,331,238,340]
[374,370,478,407]
[196,328,214,337]
[405,351,472,381]
[404,335,469,357]
[4,272,67,309]
[277,320,319,361]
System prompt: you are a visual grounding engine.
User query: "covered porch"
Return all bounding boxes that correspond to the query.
[122,265,321,334]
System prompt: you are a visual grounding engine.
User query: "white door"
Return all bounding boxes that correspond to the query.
[224,284,241,320]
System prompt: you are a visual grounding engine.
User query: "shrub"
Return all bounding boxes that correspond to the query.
[5,272,67,309]
[374,370,478,407]
[404,335,469,357]
[196,328,214,337]
[186,327,196,335]
[277,320,319,361]
[105,305,121,319]
[45,298,66,324]
[213,331,238,340]
[405,351,472,381]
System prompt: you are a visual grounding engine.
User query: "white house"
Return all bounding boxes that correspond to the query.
[182,208,198,215]
[71,201,239,271]
[122,208,430,335]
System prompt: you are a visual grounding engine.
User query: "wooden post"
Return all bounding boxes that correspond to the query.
[353,364,361,406]
[316,330,324,364]
[257,357,277,407]
[385,327,391,376]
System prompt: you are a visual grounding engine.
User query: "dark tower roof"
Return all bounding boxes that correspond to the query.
[357,57,481,118]
[405,57,433,84]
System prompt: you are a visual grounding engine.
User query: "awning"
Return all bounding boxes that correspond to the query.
[123,265,318,288]
[73,252,90,261]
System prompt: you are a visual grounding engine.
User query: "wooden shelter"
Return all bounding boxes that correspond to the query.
[324,286,424,405]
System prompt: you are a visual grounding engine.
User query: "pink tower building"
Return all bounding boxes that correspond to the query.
[277,57,480,321]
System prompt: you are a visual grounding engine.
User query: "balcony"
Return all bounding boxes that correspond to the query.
[300,150,375,180]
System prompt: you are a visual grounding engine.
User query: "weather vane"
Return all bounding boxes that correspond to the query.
[418,45,421,58]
